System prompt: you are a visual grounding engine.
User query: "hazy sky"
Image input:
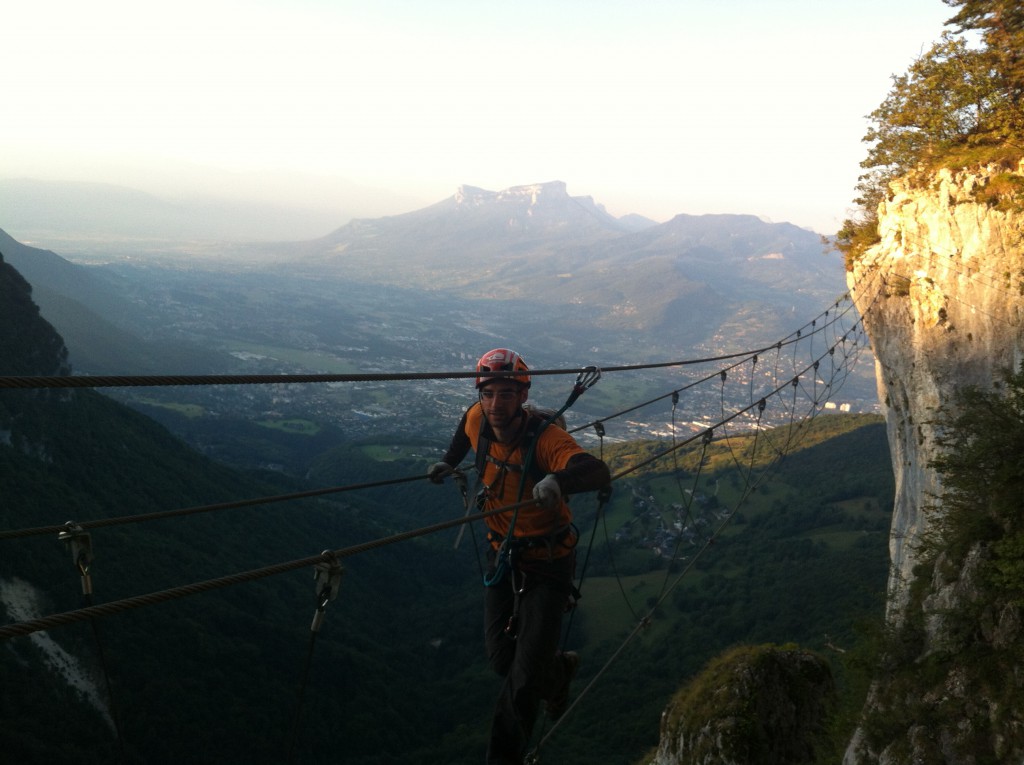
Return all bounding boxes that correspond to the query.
[4,0,954,235]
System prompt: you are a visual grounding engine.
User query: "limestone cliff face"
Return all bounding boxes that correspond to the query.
[848,163,1024,620]
[844,163,1024,763]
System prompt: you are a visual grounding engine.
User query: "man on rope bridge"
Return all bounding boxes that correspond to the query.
[428,348,610,765]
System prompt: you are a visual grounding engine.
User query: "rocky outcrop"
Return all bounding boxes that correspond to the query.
[648,644,835,765]
[844,163,1024,763]
[849,163,1024,619]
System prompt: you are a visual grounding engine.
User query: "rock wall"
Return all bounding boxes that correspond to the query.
[848,163,1024,621]
[648,645,835,765]
[843,164,1024,762]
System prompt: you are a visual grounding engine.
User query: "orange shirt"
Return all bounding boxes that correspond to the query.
[463,403,583,547]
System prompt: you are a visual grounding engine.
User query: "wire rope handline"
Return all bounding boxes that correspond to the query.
[538,296,878,717]
[0,300,876,548]
[0,473,429,542]
[0,306,872,622]
[0,292,867,393]
[566,292,871,437]
[0,341,834,642]
[529,357,831,761]
[0,301,880,765]
[0,277,888,765]
[0,498,538,641]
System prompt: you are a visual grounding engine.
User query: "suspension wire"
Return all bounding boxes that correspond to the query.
[0,325,867,646]
[559,484,613,648]
[85,610,126,762]
[0,336,821,390]
[0,288,887,765]
[0,290,868,394]
[586,419,646,623]
[0,499,536,641]
[669,389,708,550]
[848,239,1022,328]
[888,238,1024,305]
[652,432,715,607]
[287,632,319,765]
[0,291,877,551]
[566,293,864,438]
[0,295,876,623]
[0,474,428,542]
[528,330,875,761]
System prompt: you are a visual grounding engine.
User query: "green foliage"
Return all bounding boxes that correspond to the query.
[836,0,1024,267]
[864,34,1003,173]
[662,643,836,765]
[945,0,1024,115]
[931,361,1024,595]
[854,362,1024,762]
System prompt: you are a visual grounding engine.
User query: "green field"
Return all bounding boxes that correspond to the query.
[226,342,361,373]
[256,418,322,435]
[133,398,205,418]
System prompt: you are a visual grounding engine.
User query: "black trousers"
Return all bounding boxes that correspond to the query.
[483,552,575,765]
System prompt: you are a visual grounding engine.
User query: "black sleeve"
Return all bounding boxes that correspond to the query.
[440,409,473,468]
[555,452,611,496]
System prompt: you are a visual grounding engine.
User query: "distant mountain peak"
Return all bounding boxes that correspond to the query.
[454,180,568,207]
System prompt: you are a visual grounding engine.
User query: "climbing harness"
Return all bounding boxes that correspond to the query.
[482,367,601,589]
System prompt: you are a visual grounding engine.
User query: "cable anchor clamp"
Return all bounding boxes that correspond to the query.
[58,522,94,596]
[310,551,344,633]
[574,365,601,393]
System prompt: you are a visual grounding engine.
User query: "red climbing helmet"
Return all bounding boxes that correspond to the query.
[475,348,531,388]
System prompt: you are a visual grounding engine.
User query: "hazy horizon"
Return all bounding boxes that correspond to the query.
[4,0,954,239]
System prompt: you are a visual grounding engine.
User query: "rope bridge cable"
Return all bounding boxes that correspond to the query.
[0,292,869,393]
[0,498,537,641]
[0,346,809,390]
[0,321,874,643]
[563,313,875,637]
[565,289,874,438]
[0,290,880,671]
[529,331,878,759]
[0,285,878,549]
[0,297,881,765]
[605,345,844,485]
[0,349,870,765]
[0,289,880,547]
[887,236,1024,301]
[0,474,429,541]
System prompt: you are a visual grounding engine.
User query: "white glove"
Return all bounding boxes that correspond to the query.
[428,462,454,484]
[533,474,562,510]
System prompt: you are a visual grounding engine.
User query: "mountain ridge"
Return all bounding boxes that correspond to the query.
[247,182,843,340]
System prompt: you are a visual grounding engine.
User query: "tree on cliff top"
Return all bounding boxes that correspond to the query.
[836,0,1024,265]
[946,0,1024,113]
